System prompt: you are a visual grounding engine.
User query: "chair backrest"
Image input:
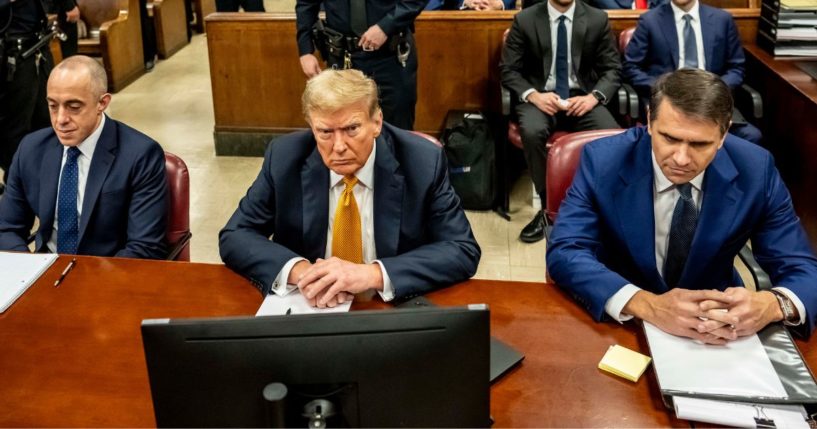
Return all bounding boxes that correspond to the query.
[409,130,443,147]
[545,129,625,221]
[618,27,636,54]
[164,152,191,261]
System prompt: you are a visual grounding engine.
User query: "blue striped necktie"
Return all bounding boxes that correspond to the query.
[682,14,698,69]
[57,147,81,254]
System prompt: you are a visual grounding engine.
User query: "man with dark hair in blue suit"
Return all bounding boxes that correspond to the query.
[547,69,817,342]
[623,0,762,144]
[0,56,168,259]
[220,69,480,308]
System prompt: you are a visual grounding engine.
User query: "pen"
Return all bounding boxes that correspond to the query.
[285,308,291,315]
[53,258,77,288]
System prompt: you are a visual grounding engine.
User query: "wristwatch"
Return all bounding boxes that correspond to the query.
[591,90,607,105]
[770,290,798,324]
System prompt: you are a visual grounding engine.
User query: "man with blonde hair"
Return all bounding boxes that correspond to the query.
[0,55,168,258]
[220,69,480,307]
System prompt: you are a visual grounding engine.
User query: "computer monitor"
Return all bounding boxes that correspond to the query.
[141,306,491,428]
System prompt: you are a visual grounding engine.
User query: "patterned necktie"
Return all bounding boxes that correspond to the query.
[682,14,699,69]
[350,0,368,37]
[555,15,570,101]
[57,147,81,254]
[664,183,698,288]
[332,176,363,264]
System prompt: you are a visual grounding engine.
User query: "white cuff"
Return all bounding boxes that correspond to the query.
[605,284,642,323]
[374,260,395,302]
[521,88,536,103]
[272,257,305,296]
[772,287,807,326]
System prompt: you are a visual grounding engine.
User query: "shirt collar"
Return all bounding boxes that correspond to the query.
[329,138,376,190]
[651,148,705,194]
[65,113,105,160]
[671,0,700,23]
[547,0,576,23]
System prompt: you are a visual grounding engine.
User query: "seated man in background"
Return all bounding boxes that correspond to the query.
[584,0,666,10]
[623,0,762,144]
[500,0,621,243]
[220,69,480,308]
[547,69,817,342]
[0,56,168,259]
[425,0,516,10]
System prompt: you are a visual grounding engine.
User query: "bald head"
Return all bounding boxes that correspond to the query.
[50,55,108,98]
[47,56,112,147]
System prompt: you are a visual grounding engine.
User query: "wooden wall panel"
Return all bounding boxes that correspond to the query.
[206,9,760,153]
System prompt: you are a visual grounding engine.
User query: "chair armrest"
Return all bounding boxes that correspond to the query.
[501,86,511,116]
[738,244,772,291]
[735,84,763,120]
[621,83,640,120]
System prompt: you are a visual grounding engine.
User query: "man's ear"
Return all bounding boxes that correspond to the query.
[646,106,652,135]
[98,93,112,112]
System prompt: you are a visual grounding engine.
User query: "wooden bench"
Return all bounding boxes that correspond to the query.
[191,0,215,32]
[149,0,189,58]
[77,0,145,92]
[206,8,760,155]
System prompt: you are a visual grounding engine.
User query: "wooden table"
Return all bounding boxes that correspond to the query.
[6,255,809,427]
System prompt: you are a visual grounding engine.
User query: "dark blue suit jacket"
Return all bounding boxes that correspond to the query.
[546,127,817,337]
[623,3,745,94]
[219,123,481,299]
[0,117,168,259]
[424,0,515,10]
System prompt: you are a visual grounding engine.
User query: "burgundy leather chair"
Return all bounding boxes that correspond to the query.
[164,152,191,261]
[545,129,625,226]
[618,27,636,55]
[409,130,443,147]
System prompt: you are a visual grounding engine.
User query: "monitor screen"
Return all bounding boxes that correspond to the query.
[141,306,491,428]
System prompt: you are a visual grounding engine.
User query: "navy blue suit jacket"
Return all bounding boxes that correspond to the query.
[623,3,745,94]
[546,127,817,337]
[0,117,168,259]
[219,123,481,299]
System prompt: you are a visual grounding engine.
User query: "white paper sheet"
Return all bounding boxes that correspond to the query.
[256,290,353,316]
[674,396,808,429]
[0,252,58,313]
[644,322,787,398]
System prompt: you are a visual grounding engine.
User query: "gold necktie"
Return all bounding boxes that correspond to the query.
[332,176,363,264]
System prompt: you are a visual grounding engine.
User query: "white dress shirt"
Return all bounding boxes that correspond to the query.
[672,0,706,71]
[46,114,106,253]
[604,150,806,326]
[521,1,579,102]
[272,142,395,301]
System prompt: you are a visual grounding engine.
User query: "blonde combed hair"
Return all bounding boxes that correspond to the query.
[302,69,381,121]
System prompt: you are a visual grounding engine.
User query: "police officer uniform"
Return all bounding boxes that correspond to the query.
[0,0,75,185]
[295,0,425,130]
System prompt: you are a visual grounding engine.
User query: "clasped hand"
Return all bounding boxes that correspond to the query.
[527,92,598,117]
[292,257,383,308]
[627,287,783,345]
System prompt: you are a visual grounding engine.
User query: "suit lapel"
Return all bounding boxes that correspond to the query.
[571,2,586,76]
[614,133,665,291]
[78,118,116,245]
[37,137,65,248]
[301,147,329,261]
[658,5,680,70]
[536,5,553,83]
[699,5,715,70]
[372,132,404,259]
[681,149,742,285]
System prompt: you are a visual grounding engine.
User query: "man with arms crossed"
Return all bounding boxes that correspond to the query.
[220,69,480,307]
[0,55,167,258]
[547,69,817,341]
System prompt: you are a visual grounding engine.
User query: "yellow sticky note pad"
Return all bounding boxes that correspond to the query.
[598,345,652,382]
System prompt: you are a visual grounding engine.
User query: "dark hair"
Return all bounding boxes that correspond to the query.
[649,69,733,135]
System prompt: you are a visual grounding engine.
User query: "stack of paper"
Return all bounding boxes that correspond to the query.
[0,252,58,313]
[256,290,353,316]
[598,344,652,382]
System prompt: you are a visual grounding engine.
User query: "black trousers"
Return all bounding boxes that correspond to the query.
[57,14,79,58]
[516,90,619,196]
[215,0,265,12]
[0,47,53,182]
[326,40,418,131]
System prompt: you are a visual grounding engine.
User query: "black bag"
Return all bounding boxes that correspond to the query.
[441,113,496,210]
